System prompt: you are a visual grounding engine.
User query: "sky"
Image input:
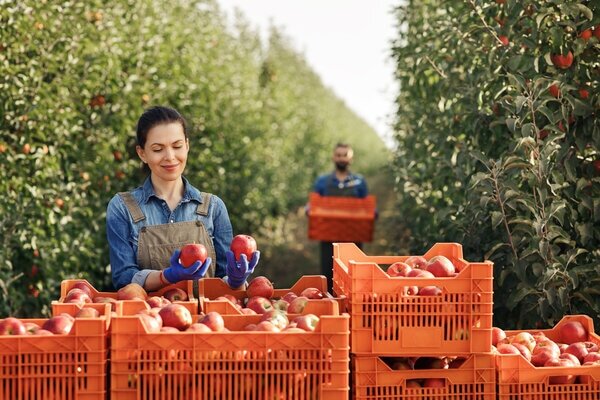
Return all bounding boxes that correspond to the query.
[216,0,400,147]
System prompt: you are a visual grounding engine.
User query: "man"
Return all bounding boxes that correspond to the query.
[312,142,368,292]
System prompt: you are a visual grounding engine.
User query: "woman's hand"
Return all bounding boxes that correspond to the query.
[163,249,211,283]
[225,250,260,288]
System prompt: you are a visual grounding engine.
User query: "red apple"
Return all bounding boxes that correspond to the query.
[197,311,225,332]
[271,299,289,312]
[260,310,289,331]
[160,326,180,333]
[35,329,53,336]
[23,322,41,335]
[288,296,309,314]
[583,352,600,364]
[255,321,279,332]
[65,288,93,304]
[402,285,419,295]
[404,256,428,269]
[530,340,560,366]
[137,310,163,332]
[244,323,258,331]
[0,317,27,335]
[247,276,274,299]
[42,314,74,335]
[282,292,298,303]
[544,358,576,384]
[551,51,574,69]
[117,283,147,301]
[510,332,536,352]
[548,83,560,98]
[159,304,192,331]
[187,323,212,333]
[240,308,257,315]
[425,255,455,277]
[406,379,422,388]
[387,262,412,277]
[423,378,445,388]
[283,327,306,333]
[560,352,581,366]
[418,286,442,296]
[497,343,522,356]
[448,357,467,369]
[292,314,320,332]
[512,342,533,362]
[407,269,435,278]
[70,281,94,298]
[74,307,101,319]
[179,243,208,267]
[162,287,188,302]
[492,327,507,346]
[146,296,171,308]
[230,234,257,261]
[93,296,119,311]
[559,320,587,344]
[215,296,242,310]
[300,287,324,299]
[564,341,599,363]
[246,296,273,314]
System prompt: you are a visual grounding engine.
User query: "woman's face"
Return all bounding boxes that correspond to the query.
[136,122,189,183]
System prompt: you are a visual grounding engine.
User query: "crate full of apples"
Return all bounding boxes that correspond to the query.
[0,303,111,400]
[54,278,197,317]
[199,274,343,316]
[353,353,496,400]
[494,314,600,400]
[110,301,350,400]
[333,242,493,356]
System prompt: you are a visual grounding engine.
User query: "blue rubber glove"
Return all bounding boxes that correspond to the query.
[163,249,211,283]
[226,250,260,288]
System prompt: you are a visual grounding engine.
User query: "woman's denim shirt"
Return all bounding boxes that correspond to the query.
[106,176,233,289]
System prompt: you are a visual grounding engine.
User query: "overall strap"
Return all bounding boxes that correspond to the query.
[118,192,146,223]
[196,192,212,216]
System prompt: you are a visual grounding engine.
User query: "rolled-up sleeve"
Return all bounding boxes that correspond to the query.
[106,195,143,289]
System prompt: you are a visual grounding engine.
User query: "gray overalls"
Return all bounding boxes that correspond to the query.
[118,191,217,277]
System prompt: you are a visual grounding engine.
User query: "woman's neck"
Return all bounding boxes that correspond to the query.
[151,176,184,204]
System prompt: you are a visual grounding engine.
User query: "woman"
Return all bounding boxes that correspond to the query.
[106,106,258,290]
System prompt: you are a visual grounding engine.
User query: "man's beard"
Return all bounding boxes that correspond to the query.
[335,162,349,172]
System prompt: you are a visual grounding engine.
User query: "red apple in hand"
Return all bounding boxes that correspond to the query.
[230,234,257,261]
[247,276,274,299]
[0,317,27,335]
[559,320,587,344]
[179,243,208,267]
[159,304,192,331]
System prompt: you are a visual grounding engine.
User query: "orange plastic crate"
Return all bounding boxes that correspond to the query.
[308,193,376,242]
[497,315,600,400]
[199,275,345,315]
[0,306,110,400]
[333,242,493,356]
[110,312,350,400]
[353,353,496,400]
[57,279,198,315]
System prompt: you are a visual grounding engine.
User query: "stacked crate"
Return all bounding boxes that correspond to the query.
[333,242,496,400]
[496,315,600,400]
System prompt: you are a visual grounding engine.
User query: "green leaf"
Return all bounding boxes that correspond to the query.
[521,122,535,138]
[507,287,536,311]
[506,118,518,133]
[484,242,506,260]
[515,96,527,114]
[576,4,593,20]
[491,211,503,229]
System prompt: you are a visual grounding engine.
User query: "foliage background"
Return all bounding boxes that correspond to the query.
[392,0,599,329]
[0,0,388,317]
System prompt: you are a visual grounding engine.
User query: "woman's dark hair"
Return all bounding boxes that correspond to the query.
[136,106,188,148]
